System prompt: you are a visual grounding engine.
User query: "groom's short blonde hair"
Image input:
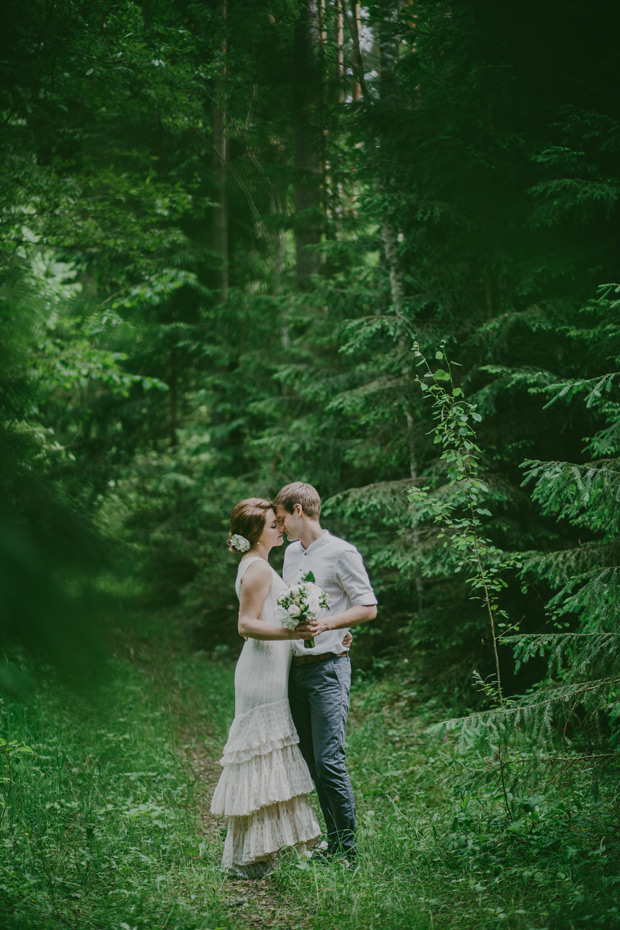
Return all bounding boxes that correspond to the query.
[274,482,321,519]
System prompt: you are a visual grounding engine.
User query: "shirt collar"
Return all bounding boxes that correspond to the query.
[302,529,330,554]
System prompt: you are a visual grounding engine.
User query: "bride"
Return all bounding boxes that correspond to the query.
[210,498,321,877]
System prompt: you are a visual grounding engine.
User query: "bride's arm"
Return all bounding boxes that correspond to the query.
[237,561,309,642]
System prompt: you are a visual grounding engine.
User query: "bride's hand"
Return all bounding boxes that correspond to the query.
[294,622,353,646]
[305,617,328,637]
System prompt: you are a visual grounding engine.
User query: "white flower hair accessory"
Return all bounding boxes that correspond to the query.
[229,533,251,553]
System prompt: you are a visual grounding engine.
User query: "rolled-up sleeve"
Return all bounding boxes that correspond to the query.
[335,549,378,606]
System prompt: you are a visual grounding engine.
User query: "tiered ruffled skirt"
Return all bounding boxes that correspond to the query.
[210,698,321,876]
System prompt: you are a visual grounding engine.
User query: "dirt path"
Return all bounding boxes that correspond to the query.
[177,726,313,930]
[132,628,315,930]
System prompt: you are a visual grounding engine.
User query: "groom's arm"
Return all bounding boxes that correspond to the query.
[300,603,376,638]
[300,547,377,638]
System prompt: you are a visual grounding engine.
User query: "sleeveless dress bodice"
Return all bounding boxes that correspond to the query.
[231,557,292,717]
[210,556,320,875]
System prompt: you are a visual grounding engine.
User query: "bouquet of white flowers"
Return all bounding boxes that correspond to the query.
[275,571,329,649]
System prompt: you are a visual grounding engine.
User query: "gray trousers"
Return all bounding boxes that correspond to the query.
[288,655,357,856]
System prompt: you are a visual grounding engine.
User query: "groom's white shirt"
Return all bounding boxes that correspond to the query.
[282,530,377,657]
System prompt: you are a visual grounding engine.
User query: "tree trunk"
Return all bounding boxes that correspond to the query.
[336,0,345,103]
[212,0,229,299]
[170,344,179,448]
[349,0,423,609]
[271,187,291,351]
[293,0,323,289]
[351,2,362,101]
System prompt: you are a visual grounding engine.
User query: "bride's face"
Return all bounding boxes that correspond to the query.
[258,509,284,550]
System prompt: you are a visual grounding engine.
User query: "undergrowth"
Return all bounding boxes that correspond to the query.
[2,618,619,930]
[0,630,236,930]
[273,670,620,930]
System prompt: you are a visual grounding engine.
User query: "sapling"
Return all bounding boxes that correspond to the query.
[410,341,517,817]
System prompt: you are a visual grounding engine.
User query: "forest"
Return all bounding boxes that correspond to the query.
[1,0,620,927]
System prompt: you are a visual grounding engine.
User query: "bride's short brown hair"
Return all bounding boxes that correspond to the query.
[273,482,321,519]
[227,498,274,551]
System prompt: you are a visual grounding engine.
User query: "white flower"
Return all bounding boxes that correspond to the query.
[229,533,251,553]
[274,605,290,624]
[276,578,329,644]
[304,583,324,616]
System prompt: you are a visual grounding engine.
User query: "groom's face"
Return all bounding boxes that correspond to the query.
[276,504,302,541]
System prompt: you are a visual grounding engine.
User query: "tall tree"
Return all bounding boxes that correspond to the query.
[293,0,324,288]
[211,0,229,299]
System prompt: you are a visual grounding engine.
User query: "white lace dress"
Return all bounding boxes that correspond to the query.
[210,556,321,876]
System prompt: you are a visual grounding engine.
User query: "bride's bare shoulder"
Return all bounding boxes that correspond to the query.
[239,558,272,588]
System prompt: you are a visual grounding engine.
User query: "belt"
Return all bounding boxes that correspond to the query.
[293,651,348,666]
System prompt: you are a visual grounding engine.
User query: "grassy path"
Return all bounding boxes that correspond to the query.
[2,620,619,930]
[166,657,314,930]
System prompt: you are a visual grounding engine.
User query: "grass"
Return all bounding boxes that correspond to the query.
[2,617,620,930]
[272,674,620,930]
[0,639,237,930]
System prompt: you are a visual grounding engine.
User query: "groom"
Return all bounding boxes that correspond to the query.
[274,482,377,865]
